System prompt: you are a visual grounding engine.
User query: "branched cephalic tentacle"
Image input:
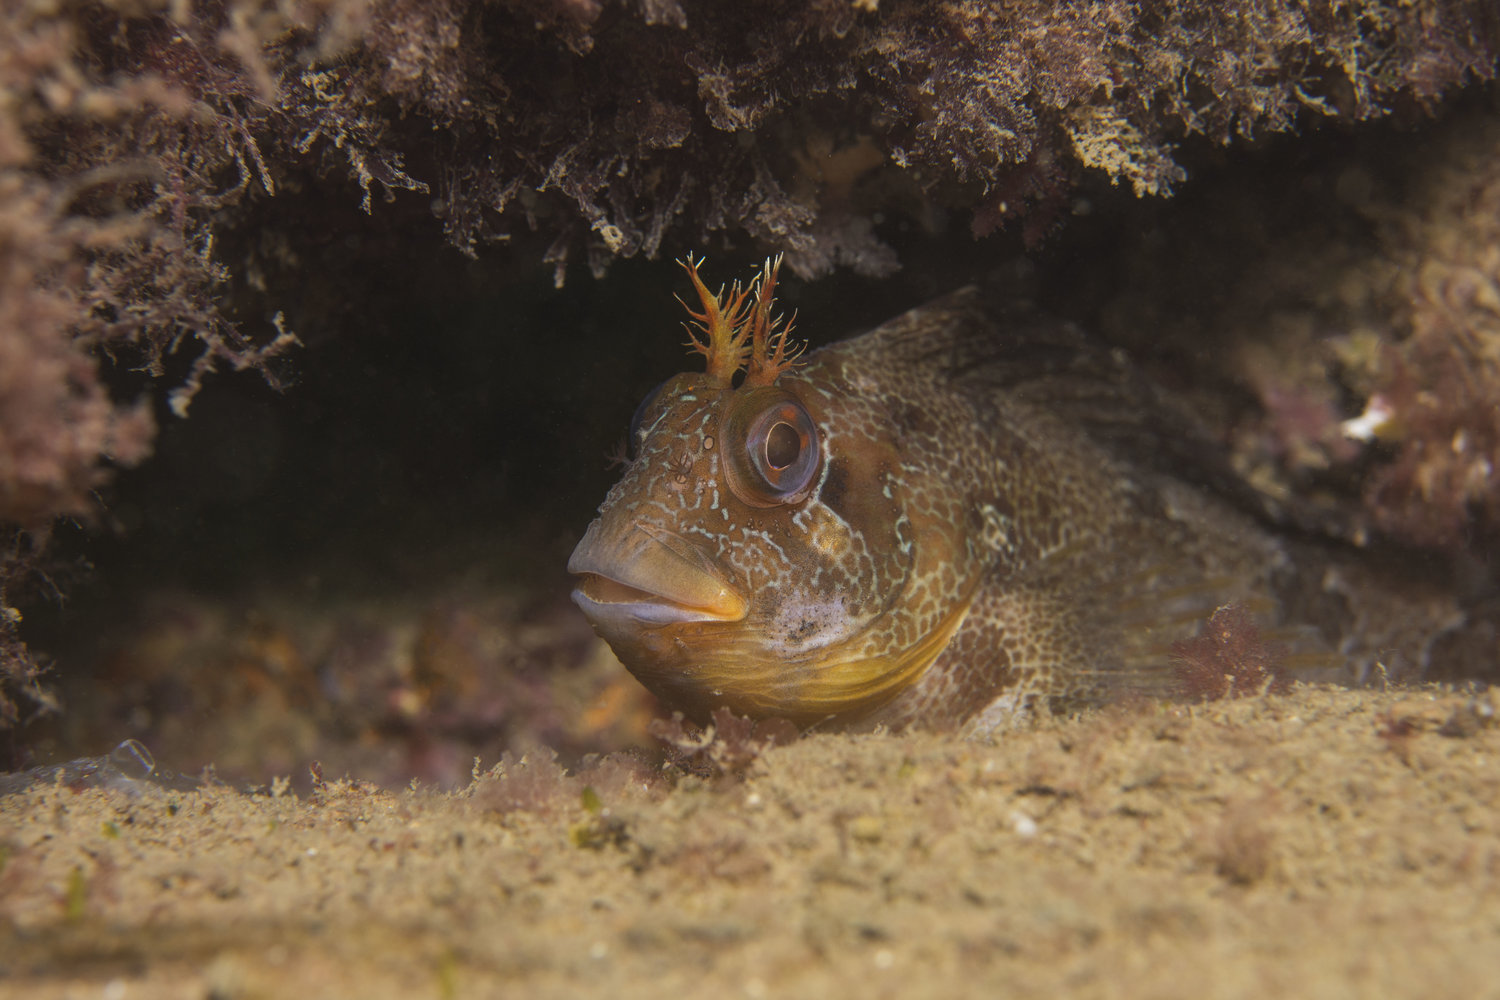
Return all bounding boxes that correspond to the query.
[678,255,804,387]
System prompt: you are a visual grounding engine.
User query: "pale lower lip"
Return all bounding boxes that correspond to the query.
[571,576,732,625]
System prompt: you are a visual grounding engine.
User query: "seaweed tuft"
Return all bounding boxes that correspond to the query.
[651,707,800,780]
[1171,604,1289,703]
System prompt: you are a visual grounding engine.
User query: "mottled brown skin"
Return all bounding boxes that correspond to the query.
[569,274,1442,734]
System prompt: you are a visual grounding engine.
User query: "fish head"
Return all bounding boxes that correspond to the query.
[569,259,961,725]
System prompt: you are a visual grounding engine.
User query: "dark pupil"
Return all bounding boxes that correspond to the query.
[764,421,801,470]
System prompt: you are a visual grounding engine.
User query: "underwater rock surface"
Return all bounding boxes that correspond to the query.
[2,687,1499,998]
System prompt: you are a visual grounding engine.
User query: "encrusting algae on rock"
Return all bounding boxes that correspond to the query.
[569,259,1469,735]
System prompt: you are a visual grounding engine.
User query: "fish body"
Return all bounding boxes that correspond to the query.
[568,260,1443,734]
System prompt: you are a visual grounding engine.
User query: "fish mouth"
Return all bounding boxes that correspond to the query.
[568,521,747,627]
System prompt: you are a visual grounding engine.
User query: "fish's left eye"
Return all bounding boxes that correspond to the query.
[723,390,821,507]
[627,378,669,459]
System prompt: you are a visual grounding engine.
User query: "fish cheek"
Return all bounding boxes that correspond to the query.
[817,456,853,517]
[806,454,909,614]
[822,454,905,548]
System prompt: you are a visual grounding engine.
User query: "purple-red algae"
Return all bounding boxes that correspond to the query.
[1171,604,1289,703]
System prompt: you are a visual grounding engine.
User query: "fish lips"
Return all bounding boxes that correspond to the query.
[568,520,747,630]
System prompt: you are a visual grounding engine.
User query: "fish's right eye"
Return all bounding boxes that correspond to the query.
[627,379,669,459]
[721,388,821,508]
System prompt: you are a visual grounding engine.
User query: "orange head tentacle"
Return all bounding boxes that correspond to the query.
[678,254,753,386]
[743,254,806,387]
[677,255,805,387]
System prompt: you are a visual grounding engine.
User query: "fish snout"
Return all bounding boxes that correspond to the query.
[568,520,747,629]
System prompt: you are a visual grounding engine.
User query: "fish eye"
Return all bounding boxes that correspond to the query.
[627,378,669,458]
[722,390,821,507]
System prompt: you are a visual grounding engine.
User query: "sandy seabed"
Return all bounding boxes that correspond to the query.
[1,684,1497,1000]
